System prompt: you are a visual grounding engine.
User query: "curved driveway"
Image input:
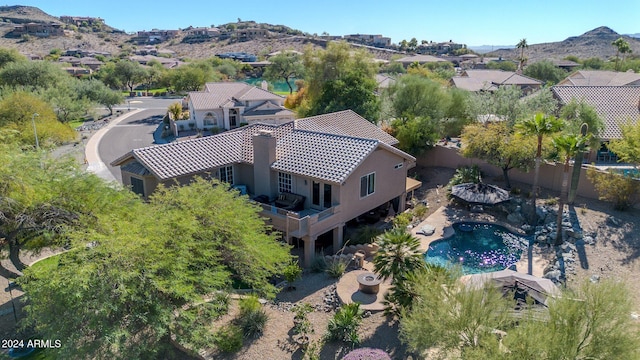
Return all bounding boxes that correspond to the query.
[86,98,179,182]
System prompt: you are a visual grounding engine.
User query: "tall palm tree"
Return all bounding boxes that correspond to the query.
[553,134,589,246]
[516,38,528,70]
[612,37,632,71]
[516,113,565,224]
[373,227,424,282]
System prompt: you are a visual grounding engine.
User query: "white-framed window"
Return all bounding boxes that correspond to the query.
[203,112,217,127]
[219,165,233,185]
[278,172,292,193]
[360,172,375,198]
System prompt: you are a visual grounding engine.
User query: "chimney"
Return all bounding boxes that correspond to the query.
[253,130,277,198]
[261,80,268,90]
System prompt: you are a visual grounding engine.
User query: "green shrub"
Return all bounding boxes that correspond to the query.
[214,324,243,353]
[348,226,383,245]
[283,260,302,289]
[412,203,428,219]
[325,259,348,278]
[237,296,268,338]
[392,212,413,228]
[544,197,558,206]
[448,165,482,188]
[310,253,327,273]
[587,168,640,211]
[325,303,363,346]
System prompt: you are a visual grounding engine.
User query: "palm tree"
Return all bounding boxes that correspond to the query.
[373,227,424,282]
[516,38,528,70]
[553,134,589,246]
[612,37,632,71]
[516,113,565,224]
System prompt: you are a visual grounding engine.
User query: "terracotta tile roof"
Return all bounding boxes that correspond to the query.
[114,112,412,183]
[272,130,378,184]
[242,101,295,117]
[190,82,285,111]
[552,86,640,139]
[557,70,640,86]
[129,132,244,180]
[295,110,398,145]
[452,70,541,91]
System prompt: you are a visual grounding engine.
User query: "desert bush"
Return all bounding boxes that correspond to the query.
[325,303,364,346]
[237,296,268,338]
[544,197,558,206]
[310,253,327,273]
[348,226,383,245]
[587,168,640,210]
[447,165,482,188]
[283,260,302,289]
[326,259,348,278]
[412,203,429,219]
[214,324,243,353]
[392,212,413,228]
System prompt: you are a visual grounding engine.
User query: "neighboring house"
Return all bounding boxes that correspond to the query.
[112,110,418,266]
[182,27,220,43]
[557,70,640,86]
[395,54,450,68]
[547,59,580,72]
[59,56,103,71]
[236,28,269,41]
[417,40,465,55]
[451,69,542,94]
[179,82,294,135]
[129,55,183,69]
[552,86,640,162]
[344,34,392,48]
[375,74,396,92]
[133,29,180,44]
[9,22,64,38]
[60,16,104,27]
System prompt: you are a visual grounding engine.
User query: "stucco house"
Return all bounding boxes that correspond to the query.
[556,70,640,87]
[112,110,418,266]
[451,69,542,94]
[176,82,295,136]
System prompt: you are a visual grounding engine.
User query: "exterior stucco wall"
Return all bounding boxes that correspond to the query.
[340,148,408,221]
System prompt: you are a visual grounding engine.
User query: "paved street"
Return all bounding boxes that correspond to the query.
[90,97,179,182]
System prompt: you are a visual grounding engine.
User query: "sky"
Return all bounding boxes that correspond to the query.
[8,0,640,46]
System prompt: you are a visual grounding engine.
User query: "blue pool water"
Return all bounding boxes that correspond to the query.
[425,222,529,274]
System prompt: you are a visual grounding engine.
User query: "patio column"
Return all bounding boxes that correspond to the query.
[333,224,345,252]
[303,235,317,267]
[399,192,407,212]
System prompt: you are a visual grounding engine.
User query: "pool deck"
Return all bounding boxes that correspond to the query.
[335,205,549,310]
[411,206,547,277]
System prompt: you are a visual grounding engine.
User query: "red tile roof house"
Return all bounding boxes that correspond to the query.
[551,86,640,163]
[112,110,419,266]
[174,82,295,136]
[451,69,543,94]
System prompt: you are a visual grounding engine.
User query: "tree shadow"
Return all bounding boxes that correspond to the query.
[125,115,164,126]
[568,205,589,270]
[275,272,337,304]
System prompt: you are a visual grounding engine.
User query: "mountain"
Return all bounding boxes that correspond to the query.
[486,26,640,61]
[468,45,514,54]
[627,33,640,39]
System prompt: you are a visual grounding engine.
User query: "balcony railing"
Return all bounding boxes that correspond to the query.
[258,203,340,238]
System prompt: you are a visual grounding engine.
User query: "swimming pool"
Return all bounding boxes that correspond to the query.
[424,222,529,274]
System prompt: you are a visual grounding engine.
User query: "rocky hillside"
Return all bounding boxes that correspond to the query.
[487,26,640,62]
[0,6,636,63]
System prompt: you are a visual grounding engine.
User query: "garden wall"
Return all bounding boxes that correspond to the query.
[417,145,601,200]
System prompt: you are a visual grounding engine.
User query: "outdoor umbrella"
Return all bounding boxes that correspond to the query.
[450,182,510,205]
[462,269,561,305]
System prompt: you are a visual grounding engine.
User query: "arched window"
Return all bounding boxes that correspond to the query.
[203,112,217,127]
